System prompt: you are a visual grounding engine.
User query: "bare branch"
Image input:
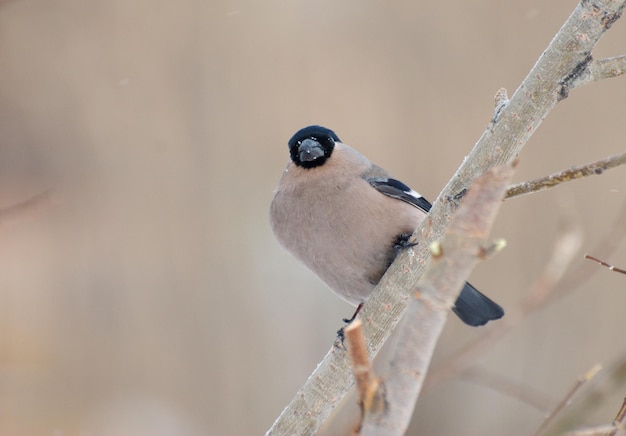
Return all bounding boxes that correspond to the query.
[535,364,603,436]
[424,220,583,390]
[544,356,626,434]
[365,165,515,435]
[606,397,626,436]
[425,199,626,393]
[585,254,626,275]
[506,151,626,200]
[547,198,626,303]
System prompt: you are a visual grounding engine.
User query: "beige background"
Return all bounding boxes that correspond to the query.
[1,1,625,435]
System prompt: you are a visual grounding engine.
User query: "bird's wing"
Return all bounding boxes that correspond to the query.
[367,177,432,213]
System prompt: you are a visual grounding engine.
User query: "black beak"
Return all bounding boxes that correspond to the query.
[298,138,325,162]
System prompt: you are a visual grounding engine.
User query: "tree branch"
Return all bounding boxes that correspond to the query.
[424,217,583,391]
[585,254,626,274]
[422,198,626,395]
[266,1,626,433]
[362,165,515,435]
[605,397,626,436]
[544,356,626,435]
[535,364,603,436]
[506,151,626,200]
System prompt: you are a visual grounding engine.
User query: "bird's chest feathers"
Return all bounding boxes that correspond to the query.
[284,178,404,267]
[297,182,367,241]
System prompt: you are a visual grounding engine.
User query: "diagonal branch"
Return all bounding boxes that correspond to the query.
[506,151,626,199]
[585,254,626,274]
[363,165,515,435]
[423,217,584,392]
[422,198,626,394]
[539,355,626,435]
[535,364,603,436]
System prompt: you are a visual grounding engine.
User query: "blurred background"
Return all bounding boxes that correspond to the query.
[0,0,625,434]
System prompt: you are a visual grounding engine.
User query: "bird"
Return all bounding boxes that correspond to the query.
[270,125,504,327]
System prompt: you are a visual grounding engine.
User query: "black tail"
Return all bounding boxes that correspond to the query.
[452,282,504,326]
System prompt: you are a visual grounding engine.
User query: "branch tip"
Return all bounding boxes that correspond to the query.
[584,254,626,274]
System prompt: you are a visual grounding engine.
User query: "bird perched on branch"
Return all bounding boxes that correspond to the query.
[270,125,504,328]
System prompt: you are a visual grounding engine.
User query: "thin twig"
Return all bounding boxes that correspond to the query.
[605,397,626,436]
[544,356,626,434]
[560,397,626,435]
[535,364,603,436]
[506,151,626,200]
[585,255,626,275]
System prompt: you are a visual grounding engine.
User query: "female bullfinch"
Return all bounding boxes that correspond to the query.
[270,125,503,326]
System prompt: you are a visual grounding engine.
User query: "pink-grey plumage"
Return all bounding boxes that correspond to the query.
[270,125,503,326]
